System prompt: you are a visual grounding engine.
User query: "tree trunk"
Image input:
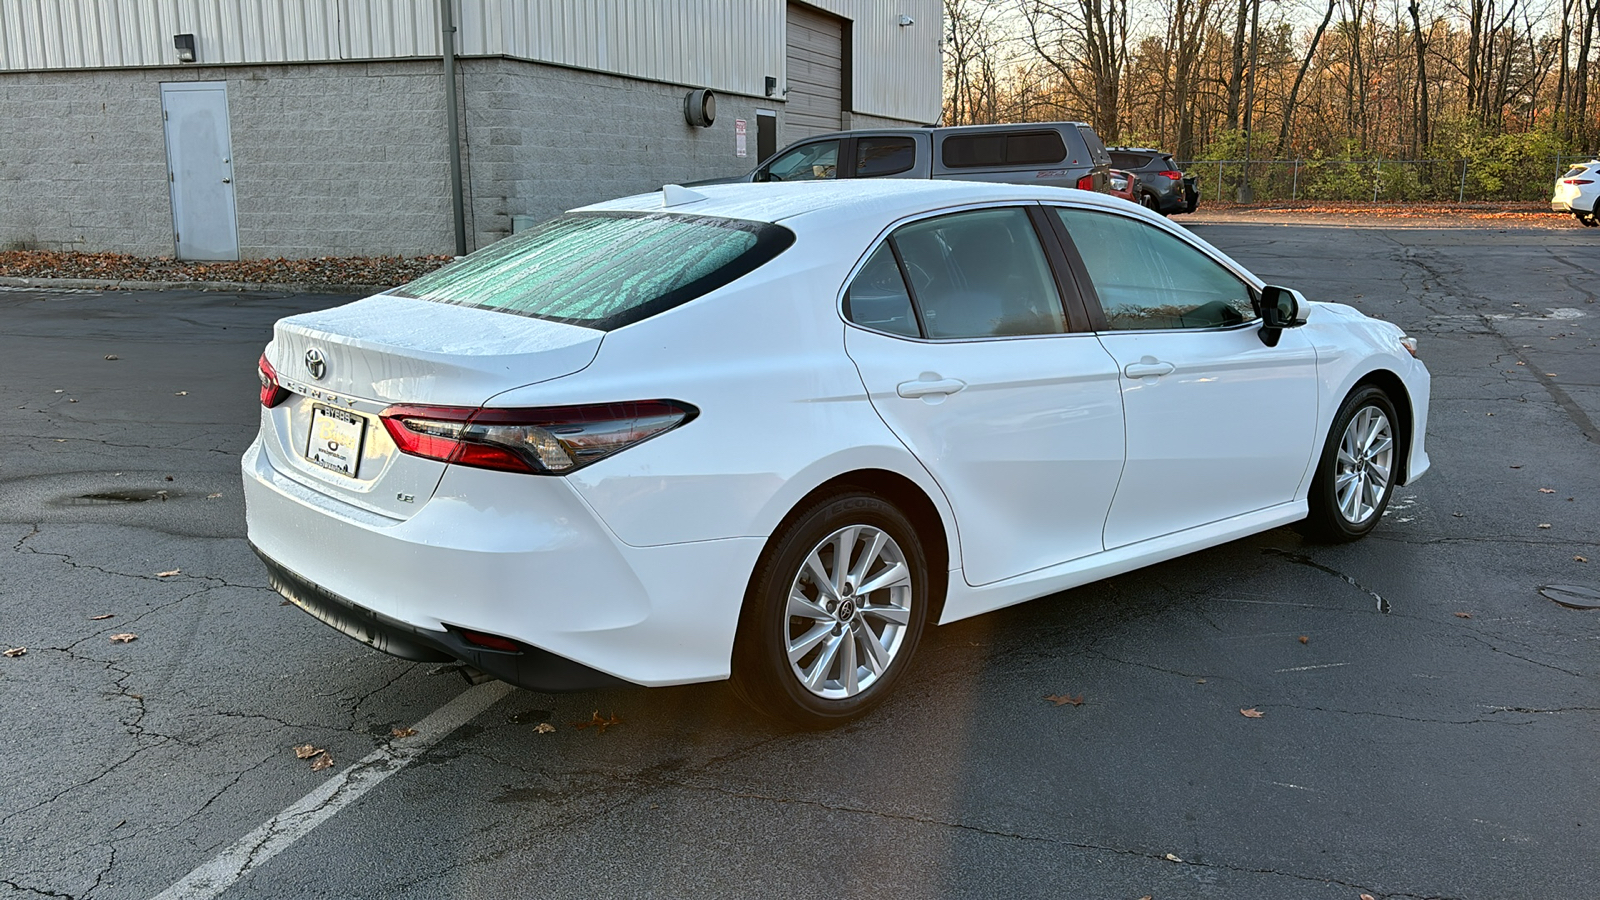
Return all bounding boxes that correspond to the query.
[1408,1,1430,154]
[1279,0,1336,156]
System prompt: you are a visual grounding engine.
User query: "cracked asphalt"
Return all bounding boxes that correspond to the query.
[2,218,1598,900]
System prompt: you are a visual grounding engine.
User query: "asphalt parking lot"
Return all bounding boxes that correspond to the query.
[2,218,1597,900]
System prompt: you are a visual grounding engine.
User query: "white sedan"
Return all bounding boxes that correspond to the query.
[244,180,1430,727]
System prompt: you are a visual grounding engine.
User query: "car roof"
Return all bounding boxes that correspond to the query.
[747,121,1095,143]
[1108,147,1169,154]
[575,180,1130,228]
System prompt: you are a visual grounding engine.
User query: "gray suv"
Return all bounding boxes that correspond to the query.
[1107,147,1199,215]
[713,122,1113,193]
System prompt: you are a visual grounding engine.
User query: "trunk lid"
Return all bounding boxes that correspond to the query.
[261,294,603,519]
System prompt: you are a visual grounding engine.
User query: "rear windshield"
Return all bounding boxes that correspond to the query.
[393,212,795,330]
[1110,152,1152,169]
[1565,166,1589,179]
[942,130,1068,168]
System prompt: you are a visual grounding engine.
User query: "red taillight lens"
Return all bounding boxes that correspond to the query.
[1076,174,1096,191]
[258,354,290,408]
[381,400,697,475]
[1564,178,1594,185]
[1158,170,1184,180]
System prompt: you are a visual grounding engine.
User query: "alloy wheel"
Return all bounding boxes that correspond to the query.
[1334,406,1394,525]
[784,525,915,699]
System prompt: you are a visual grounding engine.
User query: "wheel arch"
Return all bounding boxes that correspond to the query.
[1350,368,1415,484]
[739,468,953,629]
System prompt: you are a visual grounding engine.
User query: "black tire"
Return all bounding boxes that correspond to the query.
[730,492,931,728]
[1301,386,1400,543]
[1580,211,1600,227]
[1139,191,1160,212]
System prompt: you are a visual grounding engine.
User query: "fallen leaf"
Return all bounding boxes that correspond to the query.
[206,492,223,500]
[1298,635,1309,644]
[390,727,418,738]
[1195,678,1206,684]
[1361,894,1377,900]
[1539,488,1556,494]
[68,398,78,403]
[1044,693,1085,707]
[155,569,180,577]
[108,633,137,643]
[294,744,324,759]
[164,475,174,482]
[1538,523,1551,529]
[310,754,334,771]
[1510,464,1523,469]
[1577,556,1590,563]
[1164,853,1183,862]
[1454,612,1473,619]
[54,389,63,393]
[1240,707,1265,718]
[1515,361,1526,366]
[174,391,188,396]
[535,722,556,734]
[1547,373,1558,377]
[104,354,118,360]
[3,647,25,658]
[89,614,114,620]
[572,710,623,733]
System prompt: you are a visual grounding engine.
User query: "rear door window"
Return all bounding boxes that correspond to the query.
[1076,126,1111,166]
[760,139,840,181]
[394,212,794,331]
[941,131,1067,168]
[854,136,917,177]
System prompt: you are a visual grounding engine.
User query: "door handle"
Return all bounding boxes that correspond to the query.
[1123,357,1175,378]
[897,376,967,398]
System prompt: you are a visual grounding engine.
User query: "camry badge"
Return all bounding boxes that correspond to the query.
[304,348,327,381]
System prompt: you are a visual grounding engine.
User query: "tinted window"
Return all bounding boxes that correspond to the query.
[761,140,840,181]
[394,213,794,331]
[892,208,1067,339]
[843,243,919,337]
[941,131,1067,168]
[1110,152,1152,169]
[855,136,916,177]
[1054,208,1255,331]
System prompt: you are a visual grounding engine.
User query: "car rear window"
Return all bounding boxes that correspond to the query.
[1110,152,1152,169]
[856,136,916,177]
[393,212,795,331]
[941,130,1068,168]
[1564,166,1589,179]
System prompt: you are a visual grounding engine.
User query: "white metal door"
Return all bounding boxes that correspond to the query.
[161,82,239,261]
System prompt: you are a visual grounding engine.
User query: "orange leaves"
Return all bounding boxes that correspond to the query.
[108,633,138,643]
[295,743,334,771]
[1240,708,1265,719]
[390,727,418,739]
[1044,693,1085,707]
[1454,612,1473,619]
[572,711,623,733]
[293,744,322,759]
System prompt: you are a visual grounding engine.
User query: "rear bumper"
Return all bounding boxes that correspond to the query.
[242,437,765,688]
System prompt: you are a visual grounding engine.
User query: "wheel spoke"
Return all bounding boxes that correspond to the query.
[787,589,830,623]
[860,603,910,626]
[1367,461,1390,489]
[838,632,859,695]
[804,551,840,602]
[1337,446,1359,468]
[857,561,910,596]
[802,632,843,690]
[1367,435,1393,458]
[849,529,888,586]
[788,623,832,663]
[832,526,861,595]
[856,620,890,676]
[1339,476,1362,519]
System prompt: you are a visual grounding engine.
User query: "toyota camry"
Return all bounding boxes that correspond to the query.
[244,180,1431,727]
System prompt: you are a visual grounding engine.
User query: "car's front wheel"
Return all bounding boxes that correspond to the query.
[1301,386,1399,542]
[730,492,930,728]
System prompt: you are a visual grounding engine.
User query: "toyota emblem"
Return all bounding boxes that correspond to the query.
[304,348,327,380]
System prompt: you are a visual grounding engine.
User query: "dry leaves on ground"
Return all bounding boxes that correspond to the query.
[1538,523,1552,529]
[1577,556,1590,563]
[294,744,323,759]
[1539,488,1556,494]
[1298,635,1309,644]
[0,249,452,288]
[1361,894,1377,900]
[104,355,118,360]
[1164,853,1184,862]
[310,754,334,771]
[1240,707,1265,718]
[572,711,623,733]
[1454,612,1473,619]
[3,647,25,658]
[535,722,556,734]
[206,493,223,500]
[1044,693,1085,706]
[90,614,114,620]
[390,727,418,738]
[155,569,180,577]
[108,633,138,643]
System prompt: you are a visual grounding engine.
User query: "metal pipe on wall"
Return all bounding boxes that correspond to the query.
[441,0,467,257]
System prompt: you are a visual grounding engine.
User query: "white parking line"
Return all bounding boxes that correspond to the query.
[150,680,514,900]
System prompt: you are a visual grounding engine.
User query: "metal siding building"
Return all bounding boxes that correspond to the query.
[0,0,942,259]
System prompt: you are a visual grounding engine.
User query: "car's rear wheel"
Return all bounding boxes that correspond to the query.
[1139,191,1160,212]
[730,492,929,728]
[1301,386,1399,542]
[1578,210,1599,227]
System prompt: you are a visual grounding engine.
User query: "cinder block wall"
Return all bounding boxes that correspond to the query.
[0,58,921,259]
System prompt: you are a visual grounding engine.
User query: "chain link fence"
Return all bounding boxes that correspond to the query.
[1177,155,1597,203]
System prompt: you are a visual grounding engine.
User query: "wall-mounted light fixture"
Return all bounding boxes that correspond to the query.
[684,88,716,128]
[765,76,778,98]
[898,14,915,26]
[174,33,196,63]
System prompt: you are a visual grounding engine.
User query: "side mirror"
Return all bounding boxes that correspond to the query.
[1256,285,1306,347]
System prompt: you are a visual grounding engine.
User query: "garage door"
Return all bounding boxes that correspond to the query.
[784,3,844,143]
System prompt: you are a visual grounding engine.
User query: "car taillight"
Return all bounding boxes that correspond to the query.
[380,400,698,475]
[1563,178,1594,185]
[1158,170,1184,180]
[258,354,290,408]
[1076,174,1096,191]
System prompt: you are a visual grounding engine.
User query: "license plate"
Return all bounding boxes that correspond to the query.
[306,405,366,477]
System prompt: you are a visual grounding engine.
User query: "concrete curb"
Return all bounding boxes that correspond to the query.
[0,276,390,295]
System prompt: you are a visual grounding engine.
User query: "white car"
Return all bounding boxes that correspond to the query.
[244,180,1430,726]
[1552,160,1600,225]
